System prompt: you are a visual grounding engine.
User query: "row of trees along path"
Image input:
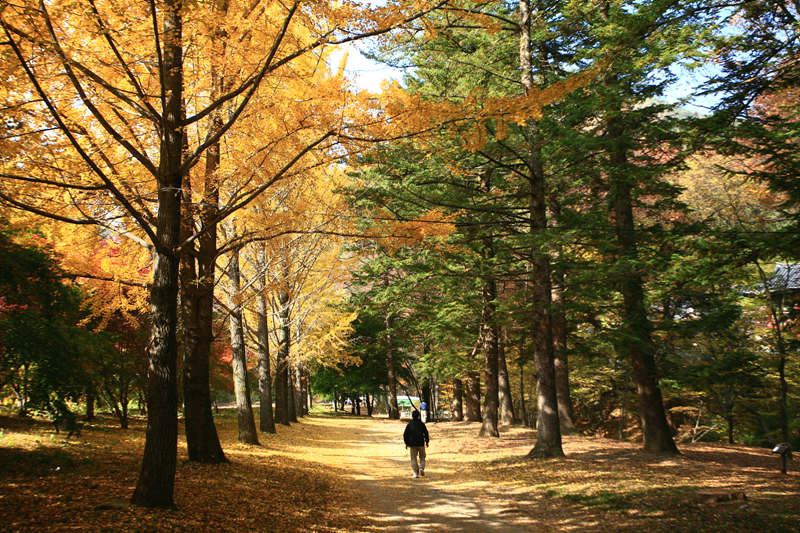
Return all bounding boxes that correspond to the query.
[262,413,800,533]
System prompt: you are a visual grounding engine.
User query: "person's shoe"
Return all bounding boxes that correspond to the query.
[420,469,425,477]
[413,473,419,478]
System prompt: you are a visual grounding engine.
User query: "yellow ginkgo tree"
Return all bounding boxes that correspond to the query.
[0,0,451,509]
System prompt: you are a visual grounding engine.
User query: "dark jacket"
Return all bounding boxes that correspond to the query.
[403,418,430,447]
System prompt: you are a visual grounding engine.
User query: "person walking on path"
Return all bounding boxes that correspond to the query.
[420,400,428,422]
[403,410,430,478]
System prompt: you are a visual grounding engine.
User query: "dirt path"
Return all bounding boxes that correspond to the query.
[279,415,540,532]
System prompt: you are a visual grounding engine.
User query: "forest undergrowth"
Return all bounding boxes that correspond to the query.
[1,408,798,533]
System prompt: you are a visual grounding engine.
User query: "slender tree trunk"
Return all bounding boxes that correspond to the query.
[479,280,500,437]
[726,416,734,444]
[131,2,183,507]
[289,367,298,423]
[779,355,788,443]
[519,362,528,427]
[385,312,400,419]
[520,0,563,459]
[478,170,500,437]
[422,378,431,421]
[756,264,790,444]
[302,366,310,415]
[451,378,464,421]
[275,289,291,426]
[227,246,259,445]
[294,365,304,419]
[256,275,276,434]
[498,342,515,425]
[85,393,95,422]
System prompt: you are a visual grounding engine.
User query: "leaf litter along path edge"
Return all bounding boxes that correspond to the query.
[277,414,545,533]
[277,413,800,533]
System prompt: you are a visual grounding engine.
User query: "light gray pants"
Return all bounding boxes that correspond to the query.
[409,446,426,475]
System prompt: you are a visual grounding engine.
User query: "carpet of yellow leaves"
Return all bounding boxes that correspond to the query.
[1,409,798,533]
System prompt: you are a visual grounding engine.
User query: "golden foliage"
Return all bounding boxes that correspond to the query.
[671,152,786,230]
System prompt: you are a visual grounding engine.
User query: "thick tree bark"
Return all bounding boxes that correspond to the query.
[464,372,482,422]
[227,246,259,445]
[451,378,464,421]
[179,0,227,464]
[552,275,576,434]
[593,0,677,456]
[520,0,563,459]
[611,132,679,455]
[549,197,576,433]
[179,140,226,462]
[131,2,182,507]
[498,343,516,425]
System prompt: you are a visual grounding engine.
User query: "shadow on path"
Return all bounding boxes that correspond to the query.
[343,420,541,533]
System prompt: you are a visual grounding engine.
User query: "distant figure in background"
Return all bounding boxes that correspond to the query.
[419,400,428,422]
[403,410,430,478]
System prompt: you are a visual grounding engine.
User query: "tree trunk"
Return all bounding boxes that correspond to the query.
[549,197,575,434]
[451,378,464,421]
[464,372,482,422]
[289,367,298,423]
[227,246,259,445]
[303,367,310,415]
[256,278,276,434]
[726,416,734,444]
[478,170,500,437]
[422,378,431,421]
[498,343,516,425]
[779,355,788,443]
[179,166,226,462]
[479,279,500,437]
[131,2,183,507]
[103,379,129,429]
[85,393,95,422]
[295,365,306,418]
[611,140,678,454]
[520,0,563,459]
[756,264,790,444]
[609,118,677,450]
[385,312,400,419]
[519,362,528,427]
[275,289,291,426]
[552,277,575,434]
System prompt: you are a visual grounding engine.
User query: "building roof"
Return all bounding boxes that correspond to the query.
[769,263,800,292]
